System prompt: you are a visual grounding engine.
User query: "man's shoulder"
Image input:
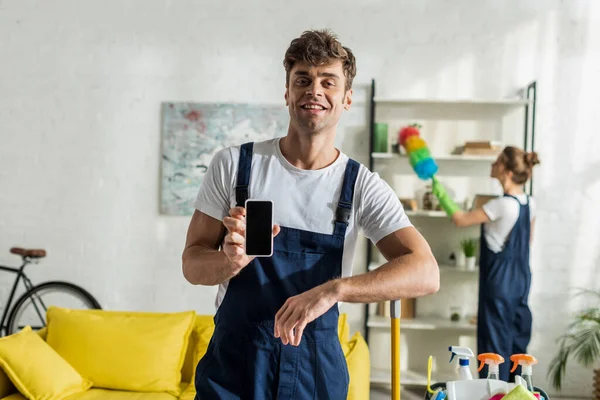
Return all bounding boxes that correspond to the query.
[210,145,236,166]
[226,137,281,160]
[352,160,386,190]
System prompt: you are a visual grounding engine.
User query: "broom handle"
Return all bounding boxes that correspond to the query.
[391,299,401,400]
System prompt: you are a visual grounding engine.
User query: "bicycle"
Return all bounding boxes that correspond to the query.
[0,247,102,336]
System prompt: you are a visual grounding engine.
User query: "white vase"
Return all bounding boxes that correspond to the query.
[465,256,476,271]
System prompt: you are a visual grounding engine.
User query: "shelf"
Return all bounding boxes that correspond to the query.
[367,315,476,332]
[370,367,457,386]
[364,80,537,391]
[373,98,530,108]
[372,152,498,162]
[368,262,478,273]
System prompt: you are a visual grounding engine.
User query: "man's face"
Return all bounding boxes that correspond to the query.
[285,60,352,135]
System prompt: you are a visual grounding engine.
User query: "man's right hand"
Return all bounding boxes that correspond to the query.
[222,207,281,275]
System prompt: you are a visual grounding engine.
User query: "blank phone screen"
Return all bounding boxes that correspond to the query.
[245,201,273,256]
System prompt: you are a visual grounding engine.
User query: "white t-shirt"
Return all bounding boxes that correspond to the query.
[194,138,412,309]
[482,194,536,253]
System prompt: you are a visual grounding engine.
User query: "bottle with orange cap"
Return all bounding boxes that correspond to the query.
[510,354,538,392]
[477,353,505,380]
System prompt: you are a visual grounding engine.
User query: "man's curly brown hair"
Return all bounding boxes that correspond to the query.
[283,29,357,91]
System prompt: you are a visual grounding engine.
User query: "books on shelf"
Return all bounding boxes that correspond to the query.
[454,140,503,157]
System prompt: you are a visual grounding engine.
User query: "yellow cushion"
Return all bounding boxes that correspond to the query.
[36,328,47,341]
[45,307,195,396]
[181,315,215,383]
[338,313,350,344]
[344,331,370,400]
[0,326,92,400]
[181,316,215,392]
[0,328,47,399]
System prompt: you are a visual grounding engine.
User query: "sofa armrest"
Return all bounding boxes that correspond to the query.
[0,368,15,399]
[345,332,370,400]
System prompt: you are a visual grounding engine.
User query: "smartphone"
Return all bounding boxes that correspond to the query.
[244,199,274,257]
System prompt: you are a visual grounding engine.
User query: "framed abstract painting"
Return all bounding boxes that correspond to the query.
[160,102,289,215]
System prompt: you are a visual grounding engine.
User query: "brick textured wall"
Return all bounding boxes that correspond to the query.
[1,0,598,397]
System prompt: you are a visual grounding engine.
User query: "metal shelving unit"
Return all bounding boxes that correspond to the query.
[363,78,537,385]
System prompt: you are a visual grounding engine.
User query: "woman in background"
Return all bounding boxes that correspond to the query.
[432,146,540,382]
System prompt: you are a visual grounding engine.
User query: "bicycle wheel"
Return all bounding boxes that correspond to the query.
[6,281,101,335]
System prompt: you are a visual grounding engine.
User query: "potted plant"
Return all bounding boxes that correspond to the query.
[547,288,600,393]
[460,238,477,271]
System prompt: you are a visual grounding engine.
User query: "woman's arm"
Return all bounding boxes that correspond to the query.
[431,178,491,227]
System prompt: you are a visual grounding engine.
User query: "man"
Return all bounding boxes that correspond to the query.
[182,29,439,399]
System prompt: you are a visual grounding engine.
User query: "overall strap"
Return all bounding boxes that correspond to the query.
[334,158,360,237]
[501,193,529,251]
[235,142,254,207]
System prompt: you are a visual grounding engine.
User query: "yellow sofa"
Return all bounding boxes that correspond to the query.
[0,307,369,400]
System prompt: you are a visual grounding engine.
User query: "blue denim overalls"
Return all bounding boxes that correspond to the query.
[477,194,533,382]
[195,142,356,399]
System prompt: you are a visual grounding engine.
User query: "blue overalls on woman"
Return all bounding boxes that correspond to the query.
[478,193,532,382]
[194,142,355,398]
[431,146,541,382]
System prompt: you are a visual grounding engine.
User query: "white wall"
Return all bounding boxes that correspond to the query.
[1,0,599,397]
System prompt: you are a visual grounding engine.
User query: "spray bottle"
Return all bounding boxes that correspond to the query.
[510,354,538,392]
[477,353,505,380]
[448,346,474,380]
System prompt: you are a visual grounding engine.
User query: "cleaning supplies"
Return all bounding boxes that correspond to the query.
[448,346,474,380]
[477,353,505,380]
[510,354,538,392]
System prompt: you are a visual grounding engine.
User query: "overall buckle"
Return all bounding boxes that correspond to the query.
[335,206,351,224]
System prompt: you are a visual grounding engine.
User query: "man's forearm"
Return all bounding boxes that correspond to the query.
[182,245,238,286]
[333,252,439,303]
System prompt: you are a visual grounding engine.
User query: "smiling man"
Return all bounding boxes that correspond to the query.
[183,29,439,399]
